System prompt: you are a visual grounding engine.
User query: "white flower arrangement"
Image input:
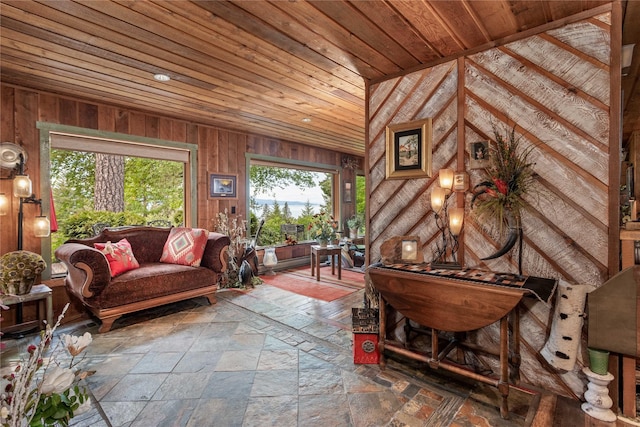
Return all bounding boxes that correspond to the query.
[0,303,94,427]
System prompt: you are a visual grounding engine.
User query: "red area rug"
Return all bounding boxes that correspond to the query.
[260,265,364,302]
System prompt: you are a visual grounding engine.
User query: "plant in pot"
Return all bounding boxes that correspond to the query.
[346,215,362,239]
[470,122,536,274]
[309,211,338,246]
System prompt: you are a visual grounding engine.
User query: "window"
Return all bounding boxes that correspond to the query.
[38,123,198,279]
[247,156,340,246]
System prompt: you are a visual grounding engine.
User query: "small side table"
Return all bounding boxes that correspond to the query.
[2,284,53,333]
[310,245,342,281]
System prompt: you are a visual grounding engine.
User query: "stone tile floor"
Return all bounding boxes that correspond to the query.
[1,288,536,426]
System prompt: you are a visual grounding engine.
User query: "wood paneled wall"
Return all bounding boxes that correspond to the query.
[0,84,355,256]
[367,10,617,398]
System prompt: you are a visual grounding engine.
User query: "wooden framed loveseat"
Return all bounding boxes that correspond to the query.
[55,226,230,332]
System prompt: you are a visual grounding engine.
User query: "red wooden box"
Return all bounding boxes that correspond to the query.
[353,333,380,364]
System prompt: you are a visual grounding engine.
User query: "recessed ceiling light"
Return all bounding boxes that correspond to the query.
[153,73,170,82]
[302,117,311,123]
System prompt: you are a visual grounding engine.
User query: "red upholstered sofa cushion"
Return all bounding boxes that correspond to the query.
[94,238,140,277]
[160,227,210,267]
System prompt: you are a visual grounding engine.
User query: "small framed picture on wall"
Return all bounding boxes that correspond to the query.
[209,174,237,198]
[385,118,432,179]
[468,141,490,170]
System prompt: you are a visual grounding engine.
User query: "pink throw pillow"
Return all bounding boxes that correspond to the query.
[94,238,140,277]
[160,227,210,267]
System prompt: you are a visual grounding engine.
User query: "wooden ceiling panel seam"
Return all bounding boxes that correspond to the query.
[16,1,364,122]
[71,0,366,111]
[0,46,364,137]
[3,26,370,134]
[213,0,386,79]
[250,0,399,77]
[187,1,367,89]
[1,0,632,158]
[459,0,493,43]
[539,1,554,23]
[348,1,438,64]
[389,0,464,57]
[417,1,479,50]
[307,0,421,69]
[1,72,363,152]
[379,1,447,59]
[547,0,589,23]
[119,0,366,100]
[507,1,549,31]
[467,0,520,40]
[0,17,270,106]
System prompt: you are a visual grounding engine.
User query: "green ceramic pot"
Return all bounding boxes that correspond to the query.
[588,347,610,375]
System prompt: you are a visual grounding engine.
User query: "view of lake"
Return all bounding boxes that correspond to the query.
[252,180,326,218]
[253,198,324,218]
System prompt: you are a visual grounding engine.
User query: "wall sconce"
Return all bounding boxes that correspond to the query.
[430,186,447,213]
[0,149,50,249]
[439,168,454,193]
[344,181,352,203]
[34,213,51,238]
[13,173,32,197]
[430,169,464,268]
[622,44,635,77]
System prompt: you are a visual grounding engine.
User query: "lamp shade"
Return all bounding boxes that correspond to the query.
[13,174,32,197]
[0,193,8,215]
[449,207,464,236]
[431,186,447,213]
[34,215,51,237]
[439,168,454,192]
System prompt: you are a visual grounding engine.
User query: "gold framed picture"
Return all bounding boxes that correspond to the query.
[385,118,432,179]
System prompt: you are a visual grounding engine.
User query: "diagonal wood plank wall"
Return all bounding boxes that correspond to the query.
[367,11,615,398]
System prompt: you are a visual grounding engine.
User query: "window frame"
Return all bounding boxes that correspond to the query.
[37,122,198,279]
[245,153,344,238]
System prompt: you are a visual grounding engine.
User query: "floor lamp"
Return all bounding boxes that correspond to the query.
[1,152,50,334]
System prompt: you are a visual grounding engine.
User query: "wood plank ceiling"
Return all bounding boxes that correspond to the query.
[1,1,637,156]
